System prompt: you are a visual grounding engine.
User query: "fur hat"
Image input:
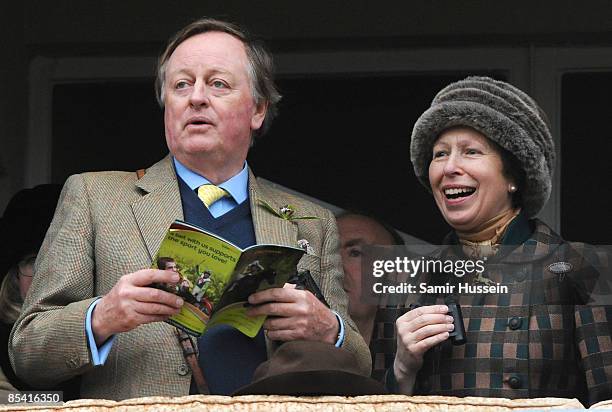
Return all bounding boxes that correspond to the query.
[410,76,554,217]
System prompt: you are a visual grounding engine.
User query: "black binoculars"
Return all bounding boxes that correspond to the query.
[409,298,466,345]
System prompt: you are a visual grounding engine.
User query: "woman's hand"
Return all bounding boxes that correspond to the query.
[393,304,454,393]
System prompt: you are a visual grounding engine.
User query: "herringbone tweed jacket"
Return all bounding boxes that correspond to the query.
[374,220,612,407]
[9,155,370,400]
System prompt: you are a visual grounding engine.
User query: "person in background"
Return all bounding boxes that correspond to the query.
[390,76,612,406]
[0,184,79,399]
[0,255,29,397]
[337,211,404,381]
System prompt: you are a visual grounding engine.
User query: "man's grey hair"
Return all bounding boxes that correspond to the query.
[155,18,281,137]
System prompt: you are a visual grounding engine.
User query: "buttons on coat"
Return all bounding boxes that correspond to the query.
[508,317,522,330]
[512,267,528,281]
[508,375,522,389]
[177,364,190,376]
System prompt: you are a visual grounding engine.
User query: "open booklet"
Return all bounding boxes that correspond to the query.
[151,220,305,337]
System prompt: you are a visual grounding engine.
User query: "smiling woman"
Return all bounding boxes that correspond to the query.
[428,127,514,234]
[385,76,612,406]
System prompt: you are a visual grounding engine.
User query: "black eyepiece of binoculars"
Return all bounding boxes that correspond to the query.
[408,299,466,346]
[445,299,467,345]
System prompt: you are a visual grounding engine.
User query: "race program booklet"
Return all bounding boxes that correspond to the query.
[151,220,304,337]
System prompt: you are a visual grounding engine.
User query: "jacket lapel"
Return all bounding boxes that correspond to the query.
[248,169,300,357]
[132,155,184,260]
[248,169,298,248]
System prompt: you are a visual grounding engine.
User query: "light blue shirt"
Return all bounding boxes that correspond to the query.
[85,158,344,365]
[86,298,114,365]
[173,158,249,218]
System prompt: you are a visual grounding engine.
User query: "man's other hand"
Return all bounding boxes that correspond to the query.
[91,269,184,345]
[246,284,338,344]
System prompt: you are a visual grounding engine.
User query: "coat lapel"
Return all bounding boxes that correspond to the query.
[132,155,184,260]
[249,171,297,358]
[248,169,298,248]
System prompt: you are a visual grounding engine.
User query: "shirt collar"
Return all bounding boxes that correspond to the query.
[172,157,249,204]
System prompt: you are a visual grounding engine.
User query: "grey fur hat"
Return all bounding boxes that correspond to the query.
[410,76,555,217]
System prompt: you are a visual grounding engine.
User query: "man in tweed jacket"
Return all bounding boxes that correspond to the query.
[9,18,370,399]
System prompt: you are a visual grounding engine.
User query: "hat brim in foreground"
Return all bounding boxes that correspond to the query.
[233,370,388,396]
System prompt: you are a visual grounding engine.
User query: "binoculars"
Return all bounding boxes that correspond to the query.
[409,299,466,345]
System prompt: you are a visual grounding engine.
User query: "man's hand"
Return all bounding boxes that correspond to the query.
[246,284,338,344]
[393,304,453,394]
[91,269,184,345]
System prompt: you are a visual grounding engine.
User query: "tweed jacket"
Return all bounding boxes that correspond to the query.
[374,220,612,406]
[9,156,371,400]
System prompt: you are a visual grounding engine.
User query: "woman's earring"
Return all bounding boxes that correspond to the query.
[509,184,517,193]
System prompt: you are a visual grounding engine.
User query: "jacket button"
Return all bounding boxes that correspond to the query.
[508,317,522,330]
[177,364,189,376]
[513,268,527,281]
[508,375,522,389]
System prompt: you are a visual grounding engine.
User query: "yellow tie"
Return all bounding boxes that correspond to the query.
[197,184,229,208]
